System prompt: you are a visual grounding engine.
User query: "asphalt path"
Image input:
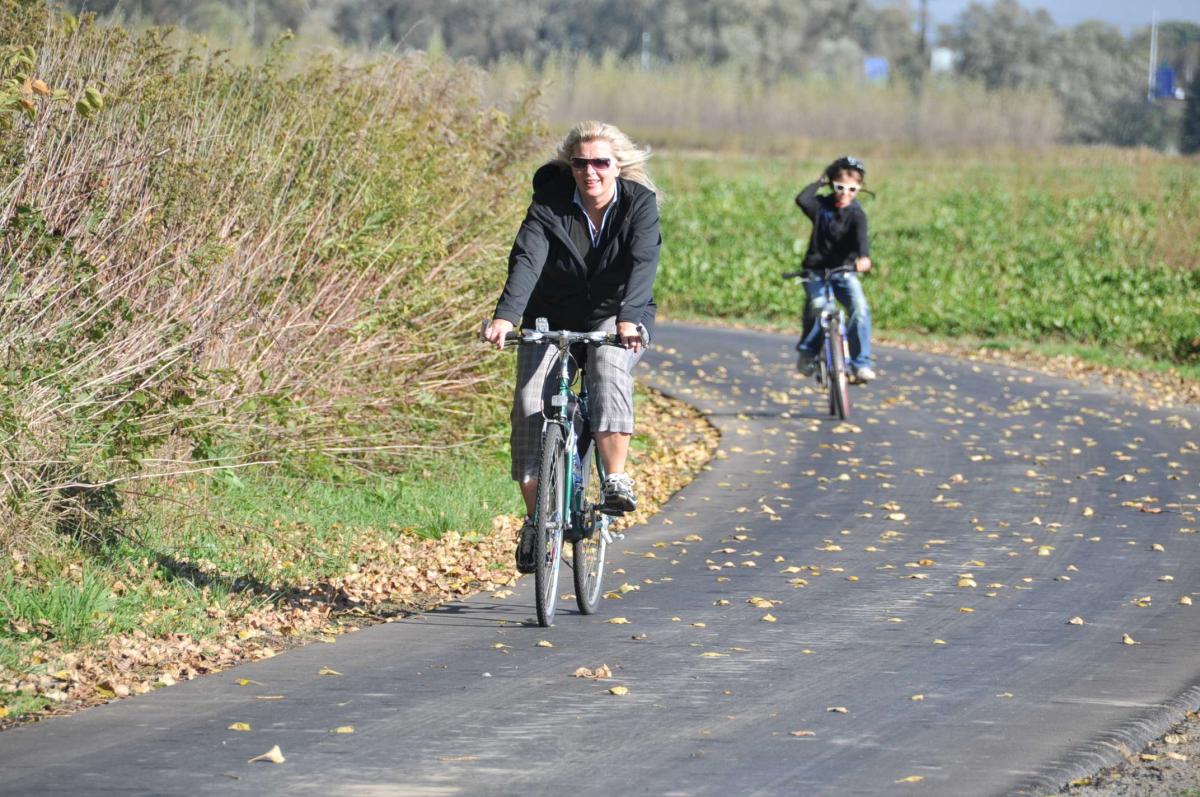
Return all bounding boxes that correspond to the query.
[3,322,1200,797]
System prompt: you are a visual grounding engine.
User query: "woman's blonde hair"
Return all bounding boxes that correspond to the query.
[554,120,661,199]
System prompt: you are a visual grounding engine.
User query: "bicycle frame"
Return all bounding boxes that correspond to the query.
[522,328,616,541]
[801,267,852,386]
[782,265,854,419]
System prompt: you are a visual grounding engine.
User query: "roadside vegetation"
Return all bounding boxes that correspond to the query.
[1,3,547,720]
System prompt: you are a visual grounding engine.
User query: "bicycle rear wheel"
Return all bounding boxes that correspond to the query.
[828,326,851,420]
[572,440,608,615]
[534,424,567,627]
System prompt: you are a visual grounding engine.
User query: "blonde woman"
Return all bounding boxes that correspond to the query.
[484,121,662,574]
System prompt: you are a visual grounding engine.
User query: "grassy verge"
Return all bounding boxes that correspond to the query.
[0,386,717,726]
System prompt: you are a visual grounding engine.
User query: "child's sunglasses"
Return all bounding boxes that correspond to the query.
[832,182,860,195]
[571,157,614,171]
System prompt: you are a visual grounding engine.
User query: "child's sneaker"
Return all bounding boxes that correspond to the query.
[796,349,816,375]
[514,517,537,573]
[601,473,637,515]
[853,365,876,384]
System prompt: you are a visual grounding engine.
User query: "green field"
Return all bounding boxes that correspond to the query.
[655,152,1200,369]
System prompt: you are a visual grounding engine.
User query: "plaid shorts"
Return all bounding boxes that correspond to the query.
[509,316,646,482]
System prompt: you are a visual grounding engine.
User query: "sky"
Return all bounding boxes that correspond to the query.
[925,0,1200,32]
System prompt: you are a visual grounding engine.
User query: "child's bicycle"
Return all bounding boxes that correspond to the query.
[782,265,855,420]
[484,319,624,627]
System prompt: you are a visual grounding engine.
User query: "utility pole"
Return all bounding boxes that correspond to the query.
[1147,9,1158,100]
[918,0,928,61]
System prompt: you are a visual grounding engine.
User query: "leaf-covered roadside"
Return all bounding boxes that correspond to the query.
[876,334,1200,412]
[0,389,716,728]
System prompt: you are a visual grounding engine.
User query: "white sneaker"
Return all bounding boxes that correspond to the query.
[601,473,637,515]
[853,366,876,383]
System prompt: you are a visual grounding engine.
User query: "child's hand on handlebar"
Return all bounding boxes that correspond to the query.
[484,318,514,349]
[855,256,872,274]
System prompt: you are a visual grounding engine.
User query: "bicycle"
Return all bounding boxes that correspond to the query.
[782,265,855,420]
[484,319,625,627]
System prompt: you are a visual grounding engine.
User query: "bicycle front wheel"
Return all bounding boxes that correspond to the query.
[534,424,567,627]
[828,326,851,420]
[573,440,608,615]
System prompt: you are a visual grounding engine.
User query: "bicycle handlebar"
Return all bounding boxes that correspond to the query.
[479,320,622,347]
[781,264,859,280]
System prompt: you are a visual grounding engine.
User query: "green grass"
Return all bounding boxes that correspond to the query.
[0,569,135,649]
[0,446,518,692]
[655,151,1200,368]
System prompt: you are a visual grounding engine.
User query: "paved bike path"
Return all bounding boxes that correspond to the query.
[3,323,1200,796]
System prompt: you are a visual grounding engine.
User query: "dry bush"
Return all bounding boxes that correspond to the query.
[0,15,544,545]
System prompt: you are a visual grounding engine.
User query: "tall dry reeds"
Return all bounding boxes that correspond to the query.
[1,16,543,545]
[487,53,1062,153]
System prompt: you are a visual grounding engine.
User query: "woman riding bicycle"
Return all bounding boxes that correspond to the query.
[483,121,662,574]
[794,156,875,383]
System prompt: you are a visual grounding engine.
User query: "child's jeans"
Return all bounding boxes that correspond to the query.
[796,272,873,370]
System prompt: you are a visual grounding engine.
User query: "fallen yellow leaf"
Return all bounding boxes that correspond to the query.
[895,775,924,784]
[761,614,777,623]
[247,744,286,764]
[536,640,554,648]
[318,667,342,676]
[1122,633,1140,645]
[1068,616,1085,625]
[330,726,354,734]
[790,730,816,737]
[228,722,252,732]
[1181,596,1193,606]
[606,617,630,625]
[827,706,848,714]
[608,686,629,696]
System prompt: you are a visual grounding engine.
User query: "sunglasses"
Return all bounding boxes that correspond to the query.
[571,157,614,171]
[832,182,860,195]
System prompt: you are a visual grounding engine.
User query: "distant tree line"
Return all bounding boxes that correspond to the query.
[70,0,1200,151]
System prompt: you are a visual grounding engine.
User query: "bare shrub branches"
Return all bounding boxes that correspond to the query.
[1,15,544,543]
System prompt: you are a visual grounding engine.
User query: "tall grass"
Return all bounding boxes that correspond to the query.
[487,53,1063,153]
[654,152,1200,364]
[1,12,543,546]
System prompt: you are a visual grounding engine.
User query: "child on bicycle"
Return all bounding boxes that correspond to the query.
[793,155,875,383]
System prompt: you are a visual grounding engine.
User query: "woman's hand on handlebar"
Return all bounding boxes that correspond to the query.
[484,318,514,349]
[617,321,643,354]
[855,256,872,274]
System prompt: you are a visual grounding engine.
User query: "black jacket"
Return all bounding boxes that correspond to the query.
[493,163,660,337]
[795,181,869,272]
